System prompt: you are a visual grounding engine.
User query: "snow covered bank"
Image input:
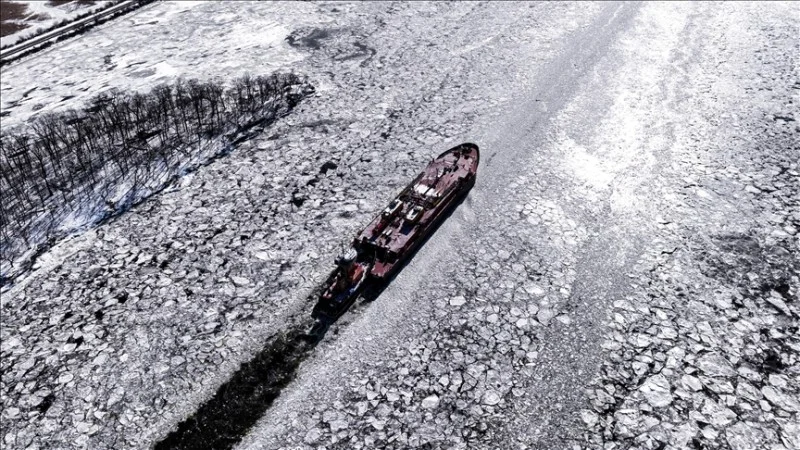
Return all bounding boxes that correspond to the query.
[1,73,313,286]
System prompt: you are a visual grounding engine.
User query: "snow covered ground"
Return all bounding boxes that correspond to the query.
[0,1,319,128]
[0,1,114,47]
[1,1,798,450]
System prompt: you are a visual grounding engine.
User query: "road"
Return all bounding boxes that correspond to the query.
[0,1,151,66]
[1,2,797,449]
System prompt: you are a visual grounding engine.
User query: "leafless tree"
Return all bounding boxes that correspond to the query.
[1,73,310,283]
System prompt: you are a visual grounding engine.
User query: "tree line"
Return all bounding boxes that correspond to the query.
[0,73,311,283]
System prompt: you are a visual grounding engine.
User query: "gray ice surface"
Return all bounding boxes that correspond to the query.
[1,2,798,449]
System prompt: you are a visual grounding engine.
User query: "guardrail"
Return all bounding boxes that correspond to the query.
[0,0,155,66]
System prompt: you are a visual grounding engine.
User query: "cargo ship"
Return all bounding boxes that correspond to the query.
[311,143,479,324]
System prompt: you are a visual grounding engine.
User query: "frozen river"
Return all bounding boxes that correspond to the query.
[1,2,798,449]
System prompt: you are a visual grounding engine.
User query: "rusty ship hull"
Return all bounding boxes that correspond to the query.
[311,143,479,322]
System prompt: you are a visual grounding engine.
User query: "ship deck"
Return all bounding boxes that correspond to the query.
[356,145,478,258]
